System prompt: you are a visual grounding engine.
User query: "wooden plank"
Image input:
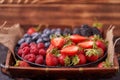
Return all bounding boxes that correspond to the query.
[0,0,120,4]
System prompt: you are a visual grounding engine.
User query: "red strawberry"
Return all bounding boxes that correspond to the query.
[51,37,65,49]
[46,44,55,53]
[98,61,111,68]
[27,27,36,35]
[20,42,29,49]
[22,46,30,55]
[35,55,44,64]
[60,45,79,56]
[70,34,87,43]
[15,61,30,67]
[72,54,86,65]
[39,49,46,56]
[85,48,103,62]
[37,42,45,49]
[58,54,70,66]
[46,53,59,66]
[77,54,86,65]
[78,41,93,49]
[24,54,36,62]
[96,40,106,51]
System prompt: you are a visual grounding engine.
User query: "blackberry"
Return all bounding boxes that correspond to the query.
[92,27,102,37]
[80,24,93,37]
[73,27,80,35]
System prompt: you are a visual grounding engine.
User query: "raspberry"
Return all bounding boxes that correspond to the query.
[22,46,30,55]
[39,49,46,56]
[30,47,39,55]
[35,55,44,64]
[37,42,45,49]
[29,42,37,47]
[18,49,22,56]
[16,61,30,67]
[20,42,29,49]
[24,54,36,62]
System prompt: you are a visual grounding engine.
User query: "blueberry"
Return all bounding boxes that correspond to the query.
[31,32,38,37]
[42,37,50,42]
[43,28,50,34]
[36,38,43,43]
[56,28,62,34]
[73,27,80,34]
[81,24,90,29]
[45,42,50,48]
[54,31,61,36]
[32,33,40,41]
[51,29,56,34]
[41,34,48,38]
[25,37,32,44]
[45,30,51,36]
[18,38,25,45]
[63,28,72,35]
[23,33,31,38]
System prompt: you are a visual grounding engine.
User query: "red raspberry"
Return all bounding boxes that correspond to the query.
[29,42,37,48]
[39,49,46,56]
[22,46,30,55]
[16,61,30,67]
[18,48,22,56]
[30,47,39,55]
[37,42,45,49]
[20,43,29,49]
[24,54,36,62]
[35,55,44,64]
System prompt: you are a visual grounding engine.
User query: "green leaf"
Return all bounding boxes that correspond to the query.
[71,55,80,65]
[64,56,71,66]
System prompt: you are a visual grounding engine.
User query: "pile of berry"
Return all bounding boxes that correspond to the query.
[16,24,106,67]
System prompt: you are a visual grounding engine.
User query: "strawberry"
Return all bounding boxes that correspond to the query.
[15,61,30,67]
[60,45,79,56]
[72,54,86,65]
[27,27,36,35]
[98,60,112,68]
[70,34,87,43]
[46,44,55,53]
[98,62,106,68]
[46,53,59,66]
[96,40,106,51]
[78,41,93,49]
[24,54,36,62]
[35,55,44,64]
[85,48,103,62]
[51,37,65,49]
[58,54,70,66]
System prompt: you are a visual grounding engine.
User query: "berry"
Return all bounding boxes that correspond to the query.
[80,24,93,37]
[20,43,29,49]
[39,49,46,56]
[15,61,30,67]
[27,27,36,35]
[32,33,40,41]
[30,46,39,55]
[63,28,72,35]
[36,38,43,43]
[42,37,50,42]
[92,27,102,37]
[35,55,44,64]
[23,33,31,38]
[18,48,22,56]
[29,42,37,47]
[18,38,25,45]
[45,42,50,48]
[37,42,45,49]
[25,37,32,44]
[24,54,36,62]
[22,46,30,55]
[73,27,80,34]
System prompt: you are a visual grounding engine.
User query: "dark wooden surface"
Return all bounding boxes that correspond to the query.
[0,0,120,80]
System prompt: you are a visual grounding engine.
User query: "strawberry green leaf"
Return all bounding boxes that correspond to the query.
[72,55,80,65]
